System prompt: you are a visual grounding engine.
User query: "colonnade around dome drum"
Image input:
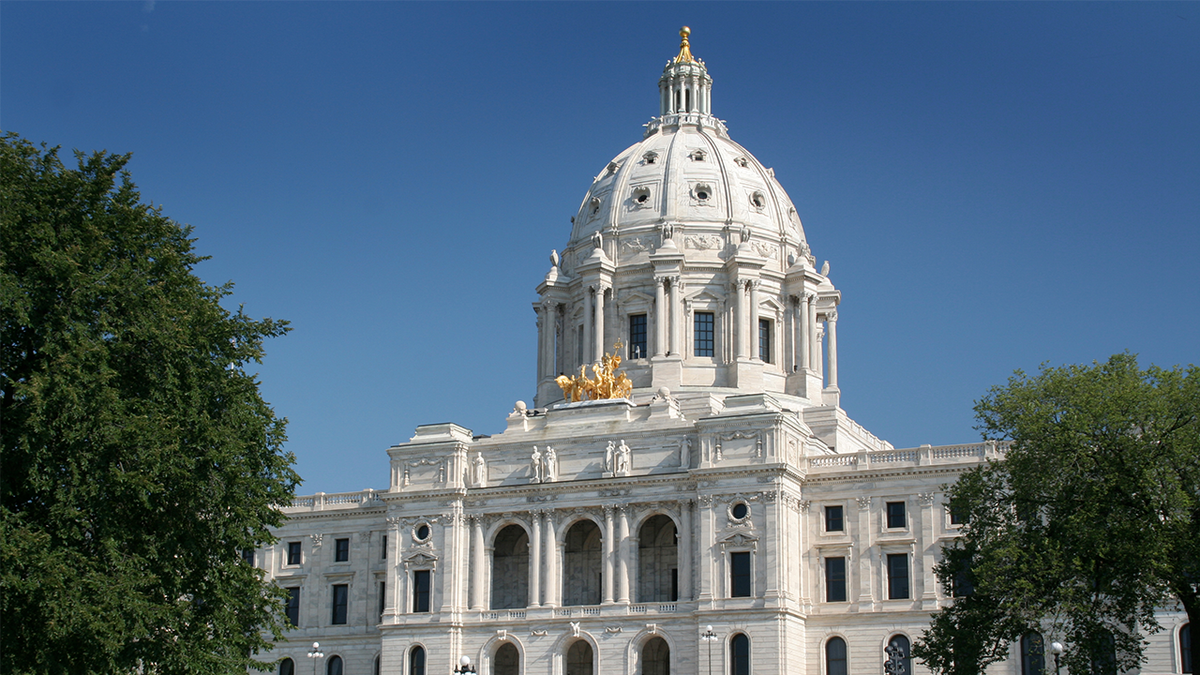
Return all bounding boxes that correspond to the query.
[489,513,681,611]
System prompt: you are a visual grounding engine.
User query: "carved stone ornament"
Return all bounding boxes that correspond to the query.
[918,492,936,506]
[685,234,723,250]
[750,241,777,259]
[605,626,623,634]
[856,496,872,510]
[718,530,759,551]
[570,622,582,637]
[623,237,649,251]
[531,629,549,636]
[309,534,323,547]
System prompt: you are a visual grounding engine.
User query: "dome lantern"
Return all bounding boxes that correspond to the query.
[658,27,714,121]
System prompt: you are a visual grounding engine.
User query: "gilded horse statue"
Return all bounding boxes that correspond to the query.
[555,342,634,402]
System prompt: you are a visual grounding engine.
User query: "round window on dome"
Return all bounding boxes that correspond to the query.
[414,523,432,543]
[694,184,713,202]
[750,191,766,209]
[632,186,651,206]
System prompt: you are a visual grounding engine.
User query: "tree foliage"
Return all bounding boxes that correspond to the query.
[913,354,1200,675]
[1,133,300,673]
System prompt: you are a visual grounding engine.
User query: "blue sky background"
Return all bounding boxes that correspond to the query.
[4,2,1197,495]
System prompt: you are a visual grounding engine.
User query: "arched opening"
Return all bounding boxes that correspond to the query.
[884,635,911,675]
[279,658,295,675]
[643,636,670,675]
[409,645,426,675]
[825,636,846,675]
[1021,632,1045,675]
[1181,623,1192,674]
[730,633,750,675]
[495,642,520,675]
[491,525,529,609]
[562,520,602,606]
[566,639,594,675]
[638,515,678,602]
[326,656,343,675]
[1090,632,1117,675]
[373,654,381,675]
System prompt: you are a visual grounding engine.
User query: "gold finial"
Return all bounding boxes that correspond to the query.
[674,26,696,64]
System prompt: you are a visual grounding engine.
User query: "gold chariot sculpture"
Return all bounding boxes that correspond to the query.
[555,342,634,402]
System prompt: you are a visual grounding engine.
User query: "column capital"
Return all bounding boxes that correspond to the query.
[827,309,838,322]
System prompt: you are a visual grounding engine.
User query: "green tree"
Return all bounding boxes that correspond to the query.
[913,354,1200,675]
[1,133,299,674]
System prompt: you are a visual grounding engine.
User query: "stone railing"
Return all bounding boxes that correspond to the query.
[283,488,385,513]
[807,441,1007,474]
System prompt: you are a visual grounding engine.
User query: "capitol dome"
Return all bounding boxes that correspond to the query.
[535,28,841,412]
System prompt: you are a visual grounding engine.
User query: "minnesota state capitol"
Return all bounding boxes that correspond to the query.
[257,29,1192,675]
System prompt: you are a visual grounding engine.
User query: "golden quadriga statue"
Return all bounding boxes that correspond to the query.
[555,342,634,402]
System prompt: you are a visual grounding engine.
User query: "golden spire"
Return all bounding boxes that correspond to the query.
[673,26,696,64]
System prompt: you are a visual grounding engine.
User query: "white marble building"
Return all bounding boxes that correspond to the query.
[256,29,1192,675]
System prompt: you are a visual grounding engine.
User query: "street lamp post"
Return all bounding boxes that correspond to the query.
[1050,641,1064,675]
[307,642,324,675]
[453,655,476,674]
[701,625,719,675]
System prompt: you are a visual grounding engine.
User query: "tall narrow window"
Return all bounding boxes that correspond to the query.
[887,553,909,600]
[886,501,907,529]
[331,584,348,625]
[643,636,670,675]
[241,548,255,566]
[377,581,386,622]
[628,314,647,359]
[1090,632,1117,675]
[695,312,714,357]
[287,541,302,565]
[884,635,912,675]
[279,658,295,675]
[491,525,529,610]
[825,557,847,602]
[730,551,751,598]
[1182,623,1192,674]
[563,520,603,606]
[825,505,844,532]
[731,633,750,675]
[412,570,430,613]
[373,656,381,675]
[1021,632,1045,675]
[285,587,300,627]
[758,319,771,363]
[409,646,426,675]
[334,538,349,562]
[567,640,595,675]
[381,534,387,559]
[495,642,520,675]
[825,637,847,675]
[637,515,678,603]
[326,656,343,675]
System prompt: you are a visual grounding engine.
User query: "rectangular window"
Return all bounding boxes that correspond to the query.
[381,534,387,559]
[886,501,907,529]
[825,557,847,602]
[730,551,751,598]
[241,548,255,566]
[285,587,300,627]
[412,570,430,613]
[694,312,714,357]
[331,584,348,624]
[628,314,647,359]
[948,504,964,526]
[378,581,386,622]
[825,505,844,532]
[758,318,771,363]
[887,553,910,600]
[334,538,350,562]
[286,541,302,565]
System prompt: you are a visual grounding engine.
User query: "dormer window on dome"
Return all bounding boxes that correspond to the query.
[643,151,658,165]
[690,149,707,162]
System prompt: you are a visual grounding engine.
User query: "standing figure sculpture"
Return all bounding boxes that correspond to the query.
[544,446,558,482]
[530,447,543,483]
[604,440,616,474]
[473,453,486,487]
[616,440,632,475]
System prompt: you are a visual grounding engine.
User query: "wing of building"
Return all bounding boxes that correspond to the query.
[255,28,1192,675]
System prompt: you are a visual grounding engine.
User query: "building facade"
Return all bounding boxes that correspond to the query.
[256,29,1192,675]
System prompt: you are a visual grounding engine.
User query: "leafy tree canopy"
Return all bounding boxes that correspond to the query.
[913,354,1199,675]
[1,133,299,673]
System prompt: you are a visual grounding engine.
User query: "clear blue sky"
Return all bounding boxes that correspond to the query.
[4,2,1197,495]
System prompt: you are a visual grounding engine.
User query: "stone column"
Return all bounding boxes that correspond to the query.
[679,500,693,601]
[654,278,667,358]
[668,276,683,357]
[732,281,745,359]
[826,310,839,388]
[535,304,545,383]
[697,498,713,601]
[529,512,542,607]
[748,280,760,360]
[582,288,593,367]
[470,516,485,610]
[807,295,818,371]
[764,493,780,598]
[617,505,631,603]
[384,517,402,620]
[602,506,615,604]
[543,510,558,607]
[594,286,606,361]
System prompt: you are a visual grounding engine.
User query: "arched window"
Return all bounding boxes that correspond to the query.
[884,635,911,675]
[409,645,426,675]
[1021,632,1045,675]
[566,639,594,675]
[1182,623,1192,674]
[491,525,529,609]
[326,656,343,675]
[1090,632,1117,675]
[731,633,750,675]
[643,636,670,675]
[279,658,295,675]
[374,654,380,675]
[495,642,520,675]
[638,515,678,602]
[825,637,847,675]
[563,520,602,606]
